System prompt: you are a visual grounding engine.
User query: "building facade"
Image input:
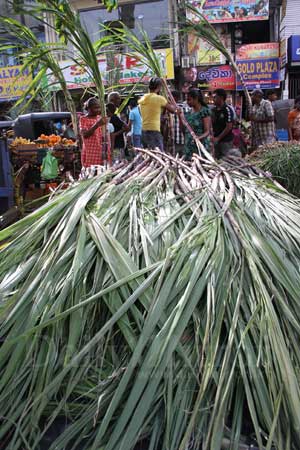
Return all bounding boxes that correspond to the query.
[4,0,300,114]
[280,0,300,98]
[0,0,45,117]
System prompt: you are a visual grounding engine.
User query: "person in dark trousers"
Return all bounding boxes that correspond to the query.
[211,89,235,159]
[139,77,177,151]
[106,102,130,162]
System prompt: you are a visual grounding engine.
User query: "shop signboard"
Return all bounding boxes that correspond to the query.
[288,36,300,65]
[236,42,280,90]
[280,39,287,68]
[0,65,32,102]
[236,43,279,60]
[184,65,235,91]
[47,49,174,90]
[187,0,269,24]
[236,58,280,90]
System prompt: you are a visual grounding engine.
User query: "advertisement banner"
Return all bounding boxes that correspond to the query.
[236,58,280,90]
[236,42,280,90]
[0,65,32,102]
[48,49,174,90]
[236,43,279,60]
[188,35,224,65]
[187,0,269,24]
[184,65,236,91]
[188,28,230,65]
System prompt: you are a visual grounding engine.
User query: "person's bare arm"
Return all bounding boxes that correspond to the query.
[82,117,107,138]
[197,116,211,140]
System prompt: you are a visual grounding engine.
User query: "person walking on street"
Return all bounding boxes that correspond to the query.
[211,89,236,159]
[139,77,177,151]
[178,88,211,159]
[79,97,108,167]
[250,89,276,147]
[288,96,300,141]
[128,97,142,148]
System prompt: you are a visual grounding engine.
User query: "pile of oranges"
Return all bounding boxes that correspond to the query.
[38,134,75,148]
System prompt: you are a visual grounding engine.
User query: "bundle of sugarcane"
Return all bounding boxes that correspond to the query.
[249,141,300,197]
[1,150,300,450]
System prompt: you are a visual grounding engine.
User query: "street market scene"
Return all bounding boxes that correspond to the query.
[1,0,300,449]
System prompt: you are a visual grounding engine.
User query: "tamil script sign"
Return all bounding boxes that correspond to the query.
[184,65,236,90]
[0,65,32,102]
[236,42,280,90]
[187,0,269,24]
[47,49,174,90]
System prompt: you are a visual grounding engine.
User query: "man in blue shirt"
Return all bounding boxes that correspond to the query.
[128,96,142,148]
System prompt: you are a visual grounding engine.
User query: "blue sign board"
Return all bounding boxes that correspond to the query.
[288,36,300,64]
[236,57,280,91]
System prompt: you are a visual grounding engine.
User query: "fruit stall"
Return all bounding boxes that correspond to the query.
[9,133,79,208]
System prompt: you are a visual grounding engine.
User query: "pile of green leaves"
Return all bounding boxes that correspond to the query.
[1,151,300,450]
[249,142,300,197]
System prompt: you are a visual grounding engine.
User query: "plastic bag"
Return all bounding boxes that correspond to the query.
[41,151,58,180]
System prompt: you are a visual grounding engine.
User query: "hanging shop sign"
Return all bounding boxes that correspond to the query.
[288,36,300,65]
[236,42,280,90]
[280,39,287,68]
[0,65,32,102]
[47,49,174,90]
[187,0,269,24]
[184,65,236,91]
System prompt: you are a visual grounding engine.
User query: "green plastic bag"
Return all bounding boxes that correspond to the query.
[41,151,58,180]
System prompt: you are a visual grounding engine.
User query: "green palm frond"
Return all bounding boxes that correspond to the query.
[97,24,165,79]
[1,151,300,449]
[0,15,78,131]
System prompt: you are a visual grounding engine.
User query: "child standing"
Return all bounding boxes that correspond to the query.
[79,98,108,167]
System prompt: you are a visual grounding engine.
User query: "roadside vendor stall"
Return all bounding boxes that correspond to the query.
[7,112,80,208]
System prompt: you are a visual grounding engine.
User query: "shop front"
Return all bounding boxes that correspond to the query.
[287,35,300,98]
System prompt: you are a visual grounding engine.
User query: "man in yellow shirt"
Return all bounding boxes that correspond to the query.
[139,77,177,151]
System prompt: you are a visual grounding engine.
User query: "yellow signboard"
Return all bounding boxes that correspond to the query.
[0,65,32,101]
[48,48,174,90]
